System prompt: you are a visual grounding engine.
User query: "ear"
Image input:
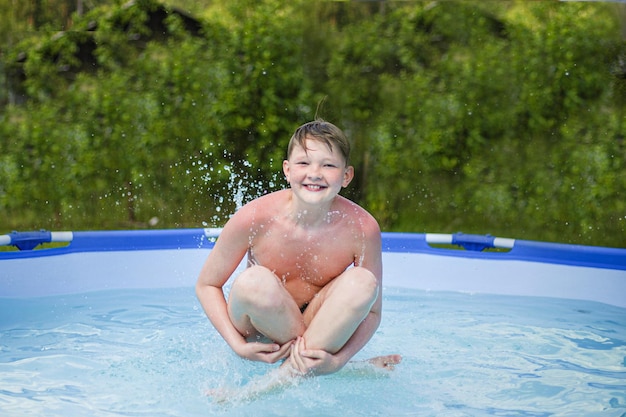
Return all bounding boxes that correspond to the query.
[282,159,290,182]
[342,165,354,188]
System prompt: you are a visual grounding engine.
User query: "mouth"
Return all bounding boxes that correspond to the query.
[303,184,326,191]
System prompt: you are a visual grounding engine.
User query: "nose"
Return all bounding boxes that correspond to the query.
[307,163,322,180]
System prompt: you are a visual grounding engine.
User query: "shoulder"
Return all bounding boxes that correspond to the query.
[334,196,381,237]
[212,191,281,252]
[333,197,382,272]
[222,190,286,232]
[232,190,286,216]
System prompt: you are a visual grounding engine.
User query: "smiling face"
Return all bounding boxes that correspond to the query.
[283,136,354,209]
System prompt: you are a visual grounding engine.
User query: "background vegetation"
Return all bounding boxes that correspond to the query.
[1,0,625,247]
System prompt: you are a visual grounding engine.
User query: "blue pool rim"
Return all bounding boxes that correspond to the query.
[1,228,625,271]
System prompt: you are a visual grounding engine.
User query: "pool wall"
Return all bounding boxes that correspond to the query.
[1,229,625,307]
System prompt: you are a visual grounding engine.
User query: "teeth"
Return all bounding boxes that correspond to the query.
[306,185,322,190]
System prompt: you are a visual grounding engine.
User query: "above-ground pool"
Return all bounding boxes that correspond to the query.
[1,229,625,416]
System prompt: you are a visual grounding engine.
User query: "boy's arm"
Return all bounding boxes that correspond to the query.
[195,216,249,353]
[195,210,291,363]
[330,217,383,368]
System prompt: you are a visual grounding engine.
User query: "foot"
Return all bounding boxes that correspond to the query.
[365,354,402,370]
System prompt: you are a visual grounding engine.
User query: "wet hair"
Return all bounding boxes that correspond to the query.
[287,120,351,166]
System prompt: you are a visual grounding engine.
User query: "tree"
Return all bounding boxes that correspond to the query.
[1,0,625,247]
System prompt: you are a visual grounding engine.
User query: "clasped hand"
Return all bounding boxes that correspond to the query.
[235,336,342,376]
[235,339,292,364]
[288,336,342,376]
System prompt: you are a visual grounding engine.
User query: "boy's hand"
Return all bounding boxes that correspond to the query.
[236,340,293,364]
[289,336,343,376]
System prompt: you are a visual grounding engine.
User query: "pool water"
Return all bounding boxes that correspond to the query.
[1,287,625,416]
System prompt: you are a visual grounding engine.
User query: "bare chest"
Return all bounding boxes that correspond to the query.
[249,225,358,286]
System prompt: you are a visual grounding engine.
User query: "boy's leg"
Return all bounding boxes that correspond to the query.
[227,265,305,344]
[300,266,379,354]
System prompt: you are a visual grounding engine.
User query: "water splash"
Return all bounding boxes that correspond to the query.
[215,159,281,220]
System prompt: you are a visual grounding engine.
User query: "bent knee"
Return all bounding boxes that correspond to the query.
[232,265,277,292]
[230,266,282,306]
[348,267,379,291]
[340,267,379,305]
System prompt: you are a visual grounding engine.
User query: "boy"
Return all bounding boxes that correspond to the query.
[196,120,400,378]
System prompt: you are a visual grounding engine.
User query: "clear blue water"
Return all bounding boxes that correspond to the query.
[1,287,625,417]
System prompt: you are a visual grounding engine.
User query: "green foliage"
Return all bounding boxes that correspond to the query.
[1,0,624,248]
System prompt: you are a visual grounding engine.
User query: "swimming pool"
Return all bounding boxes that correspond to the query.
[1,229,625,415]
